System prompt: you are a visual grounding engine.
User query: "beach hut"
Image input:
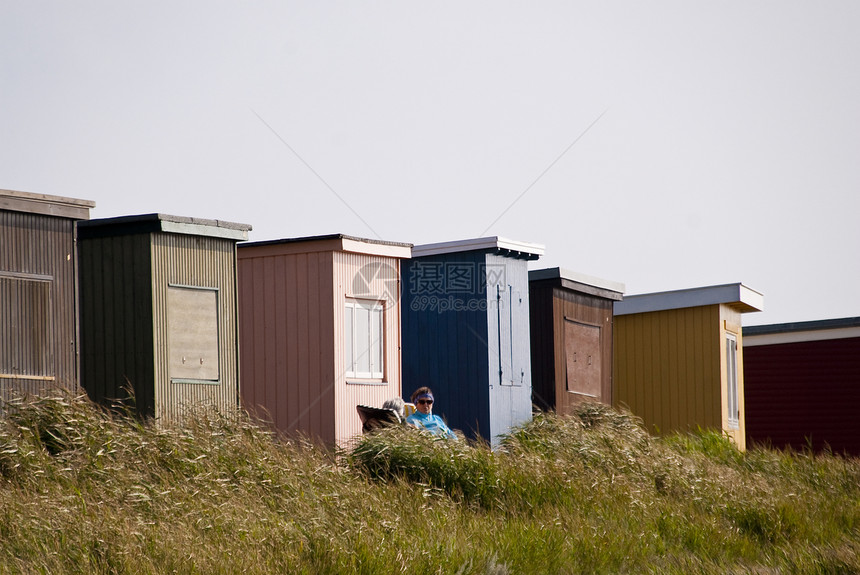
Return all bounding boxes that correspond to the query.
[401,236,543,444]
[77,213,251,423]
[613,283,763,450]
[743,317,860,455]
[528,267,624,413]
[237,234,411,445]
[1,189,95,398]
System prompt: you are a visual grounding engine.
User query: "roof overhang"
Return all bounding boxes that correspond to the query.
[411,236,544,260]
[0,188,95,220]
[240,233,412,259]
[77,213,251,241]
[529,267,625,301]
[744,316,860,346]
[614,283,764,316]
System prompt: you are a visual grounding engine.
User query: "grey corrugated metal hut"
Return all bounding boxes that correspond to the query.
[77,213,251,422]
[1,189,95,399]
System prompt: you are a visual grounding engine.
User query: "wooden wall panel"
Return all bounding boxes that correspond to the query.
[484,253,532,441]
[237,247,335,443]
[528,282,555,411]
[333,251,401,445]
[401,251,490,440]
[614,305,722,435]
[745,336,860,455]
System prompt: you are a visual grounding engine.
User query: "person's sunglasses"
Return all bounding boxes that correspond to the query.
[417,399,433,405]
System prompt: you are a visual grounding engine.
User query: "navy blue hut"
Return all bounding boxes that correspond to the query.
[400,237,543,444]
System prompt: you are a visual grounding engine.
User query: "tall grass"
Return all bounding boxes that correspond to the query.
[1,393,858,574]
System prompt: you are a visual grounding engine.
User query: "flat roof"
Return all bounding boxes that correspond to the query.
[77,213,251,241]
[529,267,625,301]
[0,188,95,220]
[411,236,544,260]
[744,316,860,346]
[614,283,764,316]
[240,233,412,259]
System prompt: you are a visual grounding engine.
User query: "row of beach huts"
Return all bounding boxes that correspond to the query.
[2,189,858,454]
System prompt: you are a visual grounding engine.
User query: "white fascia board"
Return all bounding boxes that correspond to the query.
[412,236,545,258]
[744,326,860,346]
[529,267,625,295]
[614,283,764,316]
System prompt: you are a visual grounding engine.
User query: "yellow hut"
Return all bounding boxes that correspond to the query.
[612,283,763,449]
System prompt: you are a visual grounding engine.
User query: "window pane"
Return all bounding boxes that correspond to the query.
[726,334,739,429]
[370,306,382,377]
[344,305,354,374]
[356,305,370,375]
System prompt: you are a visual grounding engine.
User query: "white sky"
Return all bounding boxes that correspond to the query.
[2,2,859,326]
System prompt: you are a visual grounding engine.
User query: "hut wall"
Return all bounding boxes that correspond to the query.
[745,336,860,455]
[1,211,80,396]
[237,248,336,443]
[553,287,614,413]
[718,306,746,450]
[613,305,723,435]
[333,251,403,444]
[527,281,555,412]
[401,251,491,439]
[151,233,241,424]
[77,233,156,414]
[484,252,532,441]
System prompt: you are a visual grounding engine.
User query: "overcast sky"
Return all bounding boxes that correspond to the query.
[2,2,858,326]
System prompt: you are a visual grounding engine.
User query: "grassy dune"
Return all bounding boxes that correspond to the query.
[1,394,858,574]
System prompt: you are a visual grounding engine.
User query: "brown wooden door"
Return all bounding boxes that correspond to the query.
[564,319,602,400]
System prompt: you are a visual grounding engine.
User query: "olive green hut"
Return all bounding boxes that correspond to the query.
[77,214,251,423]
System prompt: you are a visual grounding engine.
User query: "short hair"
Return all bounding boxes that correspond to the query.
[410,386,433,403]
[382,397,405,421]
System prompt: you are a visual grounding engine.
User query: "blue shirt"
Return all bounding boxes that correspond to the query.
[406,411,457,439]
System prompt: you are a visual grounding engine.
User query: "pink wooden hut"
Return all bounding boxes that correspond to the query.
[237,234,411,445]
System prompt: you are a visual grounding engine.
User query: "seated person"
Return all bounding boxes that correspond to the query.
[405,387,457,439]
[382,397,406,423]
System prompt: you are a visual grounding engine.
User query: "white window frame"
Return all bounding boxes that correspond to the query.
[725,332,739,430]
[344,299,384,381]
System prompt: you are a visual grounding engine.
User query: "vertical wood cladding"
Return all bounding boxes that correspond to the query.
[1,210,81,397]
[238,238,407,446]
[401,251,491,439]
[528,279,616,415]
[613,305,723,436]
[238,248,336,443]
[745,337,860,455]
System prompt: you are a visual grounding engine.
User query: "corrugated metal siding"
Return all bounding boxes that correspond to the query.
[78,233,156,414]
[613,305,722,436]
[745,336,860,455]
[333,251,402,445]
[237,248,336,443]
[401,252,490,440]
[1,210,78,397]
[152,233,240,424]
[484,253,532,442]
